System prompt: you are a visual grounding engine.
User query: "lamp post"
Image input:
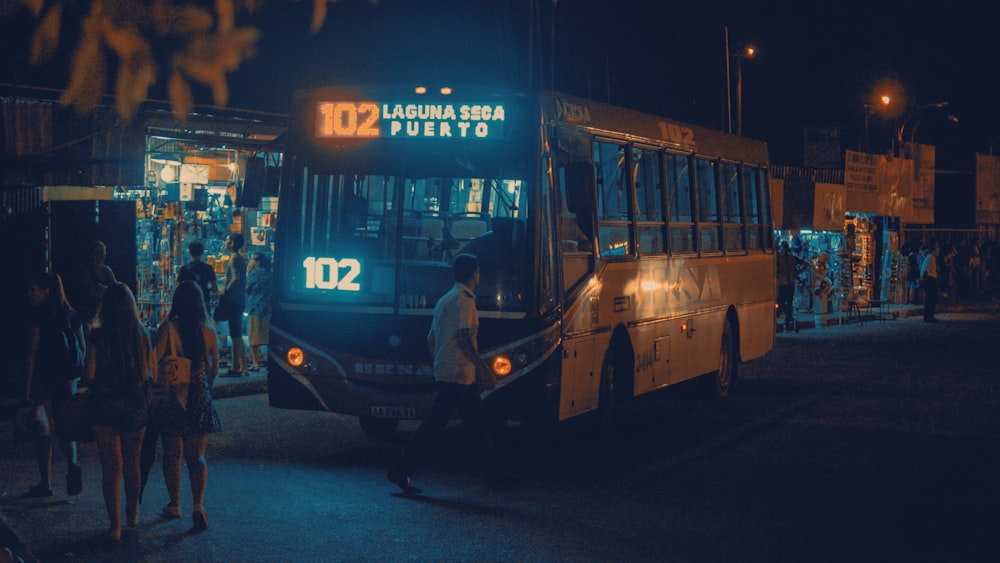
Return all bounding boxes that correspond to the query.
[724,29,755,135]
[862,94,892,153]
[735,44,755,137]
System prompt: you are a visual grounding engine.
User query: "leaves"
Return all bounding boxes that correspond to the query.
[29,3,61,64]
[21,0,347,121]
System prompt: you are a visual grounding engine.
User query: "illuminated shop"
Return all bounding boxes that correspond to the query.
[771,165,905,324]
[134,117,283,325]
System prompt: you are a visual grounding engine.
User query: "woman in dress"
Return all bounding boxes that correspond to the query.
[83,282,153,542]
[151,280,221,531]
[24,272,85,498]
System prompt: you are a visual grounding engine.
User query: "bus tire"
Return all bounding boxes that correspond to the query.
[359,416,400,440]
[713,317,737,398]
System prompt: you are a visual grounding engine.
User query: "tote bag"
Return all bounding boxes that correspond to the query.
[150,324,192,410]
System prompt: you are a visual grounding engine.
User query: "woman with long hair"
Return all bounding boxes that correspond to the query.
[219,232,248,377]
[150,280,220,531]
[83,282,153,542]
[24,272,85,498]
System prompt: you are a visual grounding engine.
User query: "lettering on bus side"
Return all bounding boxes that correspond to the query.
[635,349,655,373]
[554,98,592,123]
[399,294,429,309]
[657,122,696,150]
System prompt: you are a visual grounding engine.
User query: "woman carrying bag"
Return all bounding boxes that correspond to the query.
[149,280,221,531]
[83,282,153,543]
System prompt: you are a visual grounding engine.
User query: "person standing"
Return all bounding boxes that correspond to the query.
[921,243,940,322]
[245,252,272,371]
[150,280,221,531]
[75,240,118,330]
[83,282,153,543]
[23,272,85,498]
[811,253,833,330]
[219,232,248,377]
[177,240,218,316]
[776,242,806,330]
[386,254,508,494]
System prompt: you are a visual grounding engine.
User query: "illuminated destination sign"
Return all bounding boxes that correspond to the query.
[314,101,506,140]
[303,256,361,292]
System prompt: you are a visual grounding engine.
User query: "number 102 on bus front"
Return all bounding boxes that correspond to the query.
[302,256,362,292]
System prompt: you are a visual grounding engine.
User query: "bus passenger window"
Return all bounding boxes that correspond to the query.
[594,140,632,257]
[667,153,695,253]
[633,147,665,254]
[558,164,595,293]
[695,157,721,253]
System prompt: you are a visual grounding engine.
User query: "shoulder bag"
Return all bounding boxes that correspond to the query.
[151,323,192,410]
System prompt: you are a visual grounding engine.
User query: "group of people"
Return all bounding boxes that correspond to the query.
[775,242,832,330]
[18,232,272,545]
[21,241,507,544]
[907,240,996,304]
[185,232,272,377]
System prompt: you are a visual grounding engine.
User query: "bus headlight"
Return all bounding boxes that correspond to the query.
[287,347,305,367]
[492,355,512,377]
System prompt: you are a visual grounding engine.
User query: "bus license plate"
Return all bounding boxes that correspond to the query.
[369,406,417,419]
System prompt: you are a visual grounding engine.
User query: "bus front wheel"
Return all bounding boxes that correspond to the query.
[713,318,737,399]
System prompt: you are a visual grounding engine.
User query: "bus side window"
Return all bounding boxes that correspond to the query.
[594,140,632,257]
[562,162,595,250]
[559,163,595,293]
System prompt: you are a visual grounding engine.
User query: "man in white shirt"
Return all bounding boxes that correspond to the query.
[387,254,508,494]
[920,243,940,322]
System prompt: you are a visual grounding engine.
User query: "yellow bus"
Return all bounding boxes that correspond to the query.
[267,85,775,436]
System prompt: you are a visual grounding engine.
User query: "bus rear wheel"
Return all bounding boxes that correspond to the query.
[359,416,400,440]
[713,318,737,398]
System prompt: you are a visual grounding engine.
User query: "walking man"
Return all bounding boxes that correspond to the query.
[387,254,508,494]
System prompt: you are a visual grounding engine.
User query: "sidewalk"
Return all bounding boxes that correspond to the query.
[0,368,268,562]
[774,299,984,331]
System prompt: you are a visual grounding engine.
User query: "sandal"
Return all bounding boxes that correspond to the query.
[161,503,181,519]
[192,505,208,531]
[66,463,83,496]
[26,483,54,498]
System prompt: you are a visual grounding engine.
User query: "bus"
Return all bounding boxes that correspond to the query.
[267,85,775,435]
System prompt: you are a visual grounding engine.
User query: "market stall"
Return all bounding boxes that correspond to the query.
[131,132,282,327]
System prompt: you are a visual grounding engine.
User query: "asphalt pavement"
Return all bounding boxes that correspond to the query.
[0,368,267,563]
[0,298,988,562]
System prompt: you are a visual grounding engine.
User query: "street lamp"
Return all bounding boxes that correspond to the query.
[862,94,892,152]
[724,27,756,136]
[735,44,755,137]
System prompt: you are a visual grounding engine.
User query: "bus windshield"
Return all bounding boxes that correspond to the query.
[282,167,531,314]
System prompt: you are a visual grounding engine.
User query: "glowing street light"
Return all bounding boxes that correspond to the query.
[736,44,756,136]
[724,27,756,136]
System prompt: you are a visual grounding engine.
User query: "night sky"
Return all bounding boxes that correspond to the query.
[2,1,997,166]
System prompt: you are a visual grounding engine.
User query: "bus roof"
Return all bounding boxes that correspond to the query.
[536,89,769,165]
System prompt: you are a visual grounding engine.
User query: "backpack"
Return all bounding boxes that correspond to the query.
[58,316,85,381]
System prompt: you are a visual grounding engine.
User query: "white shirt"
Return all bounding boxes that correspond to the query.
[921,253,938,279]
[428,282,479,385]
